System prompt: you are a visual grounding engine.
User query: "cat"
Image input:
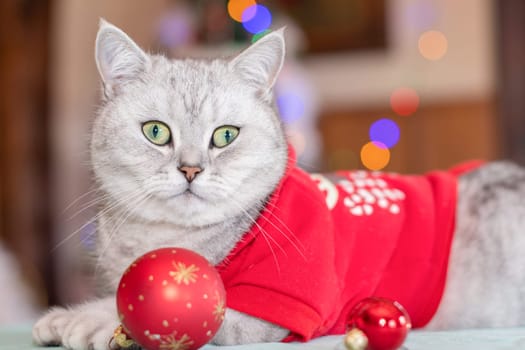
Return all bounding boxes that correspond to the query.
[33,19,525,350]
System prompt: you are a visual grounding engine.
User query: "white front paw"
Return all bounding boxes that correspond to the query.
[33,300,119,350]
[32,306,70,346]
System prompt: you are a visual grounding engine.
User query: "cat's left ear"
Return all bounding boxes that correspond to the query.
[229,28,285,98]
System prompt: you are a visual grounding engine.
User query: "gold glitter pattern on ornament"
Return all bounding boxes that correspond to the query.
[169,261,200,285]
[155,332,194,350]
[213,295,225,322]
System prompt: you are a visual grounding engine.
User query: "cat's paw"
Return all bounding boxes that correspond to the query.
[33,299,119,350]
[32,306,70,346]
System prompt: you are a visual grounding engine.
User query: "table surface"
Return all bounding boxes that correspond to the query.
[1,325,524,350]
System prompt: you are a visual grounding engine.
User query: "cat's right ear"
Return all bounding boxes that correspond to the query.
[95,19,150,98]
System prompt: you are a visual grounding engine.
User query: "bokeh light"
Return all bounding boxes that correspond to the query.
[361,142,391,171]
[405,0,437,31]
[369,118,400,149]
[418,30,448,61]
[158,11,193,49]
[277,92,305,124]
[390,87,420,116]
[242,4,272,34]
[80,222,96,250]
[227,0,256,22]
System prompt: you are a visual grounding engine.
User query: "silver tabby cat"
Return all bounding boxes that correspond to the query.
[33,20,525,350]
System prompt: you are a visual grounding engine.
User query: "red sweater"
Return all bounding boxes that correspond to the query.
[216,148,480,342]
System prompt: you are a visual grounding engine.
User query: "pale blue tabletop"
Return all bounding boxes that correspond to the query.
[1,325,524,350]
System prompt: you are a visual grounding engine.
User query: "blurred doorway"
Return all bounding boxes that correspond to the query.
[0,0,54,307]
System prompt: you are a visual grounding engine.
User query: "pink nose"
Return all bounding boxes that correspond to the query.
[178,166,202,182]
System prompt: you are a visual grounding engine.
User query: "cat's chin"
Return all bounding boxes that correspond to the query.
[162,190,208,212]
[171,189,204,201]
[133,191,229,227]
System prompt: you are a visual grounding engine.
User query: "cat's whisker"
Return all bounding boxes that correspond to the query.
[65,191,115,220]
[60,186,102,215]
[51,217,97,253]
[78,222,97,248]
[90,187,147,222]
[259,201,307,261]
[51,188,148,252]
[61,176,141,212]
[93,191,152,262]
[210,181,283,273]
[64,179,143,220]
[211,170,306,260]
[94,191,153,274]
[240,215,281,274]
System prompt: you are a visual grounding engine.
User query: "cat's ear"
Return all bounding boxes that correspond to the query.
[95,19,150,98]
[229,28,285,97]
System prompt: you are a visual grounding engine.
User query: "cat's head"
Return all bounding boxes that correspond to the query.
[91,20,288,227]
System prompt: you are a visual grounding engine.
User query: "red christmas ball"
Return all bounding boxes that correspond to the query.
[116,248,226,350]
[346,297,411,350]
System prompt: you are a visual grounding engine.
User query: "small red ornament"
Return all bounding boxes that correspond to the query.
[345,297,411,350]
[116,247,226,350]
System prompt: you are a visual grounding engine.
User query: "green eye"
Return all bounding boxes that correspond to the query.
[212,125,239,148]
[142,121,171,146]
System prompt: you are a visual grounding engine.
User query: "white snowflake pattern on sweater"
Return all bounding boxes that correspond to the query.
[310,171,406,216]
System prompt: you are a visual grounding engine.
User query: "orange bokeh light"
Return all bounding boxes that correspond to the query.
[390,87,420,116]
[418,30,448,61]
[361,142,390,171]
[227,0,257,22]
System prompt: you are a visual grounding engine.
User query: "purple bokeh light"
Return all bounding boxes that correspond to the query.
[369,118,400,149]
[242,4,272,34]
[158,11,193,48]
[277,93,305,124]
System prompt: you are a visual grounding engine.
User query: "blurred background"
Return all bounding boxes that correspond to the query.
[1,0,524,323]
